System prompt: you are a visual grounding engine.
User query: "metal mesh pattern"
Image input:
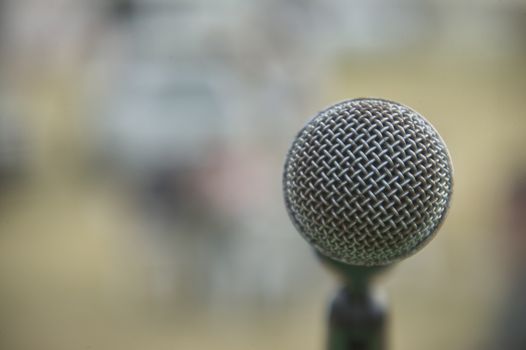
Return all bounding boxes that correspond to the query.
[283,98,453,266]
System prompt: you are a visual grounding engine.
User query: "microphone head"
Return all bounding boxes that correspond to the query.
[283,98,453,266]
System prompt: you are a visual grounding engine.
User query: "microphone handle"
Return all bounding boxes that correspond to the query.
[328,285,387,350]
[317,254,389,350]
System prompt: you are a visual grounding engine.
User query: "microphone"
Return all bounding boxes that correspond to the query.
[283,98,453,349]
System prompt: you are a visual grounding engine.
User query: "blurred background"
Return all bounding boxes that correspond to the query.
[0,0,525,349]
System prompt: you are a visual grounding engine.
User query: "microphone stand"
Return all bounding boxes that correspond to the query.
[317,253,389,350]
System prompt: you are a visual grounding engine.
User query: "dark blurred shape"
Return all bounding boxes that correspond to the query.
[508,4,526,52]
[486,172,526,349]
[0,112,28,196]
[142,165,192,222]
[107,0,137,21]
[0,0,6,64]
[507,174,526,252]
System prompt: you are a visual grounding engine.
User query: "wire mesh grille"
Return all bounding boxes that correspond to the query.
[283,98,453,266]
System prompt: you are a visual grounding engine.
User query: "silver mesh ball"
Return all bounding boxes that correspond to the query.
[283,98,453,266]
